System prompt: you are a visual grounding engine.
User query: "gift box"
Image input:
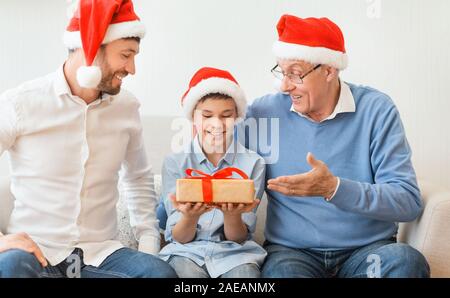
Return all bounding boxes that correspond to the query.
[176,168,255,204]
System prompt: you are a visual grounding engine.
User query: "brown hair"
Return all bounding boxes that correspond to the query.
[193,93,238,116]
[198,92,233,103]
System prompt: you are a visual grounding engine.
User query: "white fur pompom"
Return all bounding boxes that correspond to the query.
[77,66,102,89]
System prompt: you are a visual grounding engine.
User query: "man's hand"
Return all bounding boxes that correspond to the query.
[0,233,48,267]
[219,199,260,217]
[267,153,338,199]
[169,194,212,219]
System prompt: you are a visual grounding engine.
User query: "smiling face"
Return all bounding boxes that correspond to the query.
[278,59,339,121]
[95,38,140,95]
[192,94,238,155]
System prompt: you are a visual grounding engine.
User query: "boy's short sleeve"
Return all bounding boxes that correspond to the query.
[160,155,182,241]
[243,155,266,237]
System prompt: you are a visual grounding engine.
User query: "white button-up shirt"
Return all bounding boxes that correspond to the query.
[0,67,160,266]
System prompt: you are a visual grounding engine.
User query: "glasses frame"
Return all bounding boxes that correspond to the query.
[271,64,322,85]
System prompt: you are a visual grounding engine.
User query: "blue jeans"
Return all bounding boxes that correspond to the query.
[168,255,260,278]
[0,247,177,278]
[261,239,430,278]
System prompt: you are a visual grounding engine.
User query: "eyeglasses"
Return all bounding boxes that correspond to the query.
[271,64,322,85]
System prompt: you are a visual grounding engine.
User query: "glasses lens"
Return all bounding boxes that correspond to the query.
[272,68,284,80]
[290,75,303,85]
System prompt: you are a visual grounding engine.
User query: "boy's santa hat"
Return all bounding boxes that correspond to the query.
[64,0,146,88]
[181,67,247,121]
[273,14,348,70]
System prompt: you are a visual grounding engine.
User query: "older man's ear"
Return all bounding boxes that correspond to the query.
[325,66,340,83]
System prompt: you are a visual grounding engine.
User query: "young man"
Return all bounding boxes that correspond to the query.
[243,14,430,278]
[158,67,267,278]
[0,0,176,278]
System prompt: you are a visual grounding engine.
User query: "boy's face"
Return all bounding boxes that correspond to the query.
[193,97,238,153]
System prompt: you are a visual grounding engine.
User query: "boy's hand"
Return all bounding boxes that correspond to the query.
[170,194,212,219]
[220,199,260,217]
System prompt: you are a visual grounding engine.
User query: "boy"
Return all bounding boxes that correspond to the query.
[158,67,267,278]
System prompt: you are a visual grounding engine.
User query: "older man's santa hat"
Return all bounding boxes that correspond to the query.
[273,14,348,70]
[64,0,146,88]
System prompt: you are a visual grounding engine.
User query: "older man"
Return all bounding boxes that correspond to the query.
[0,0,176,278]
[244,14,430,278]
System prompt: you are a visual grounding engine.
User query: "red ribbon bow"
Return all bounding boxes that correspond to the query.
[185,167,249,204]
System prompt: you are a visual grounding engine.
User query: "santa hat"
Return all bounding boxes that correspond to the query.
[64,0,146,88]
[273,14,348,70]
[181,67,247,121]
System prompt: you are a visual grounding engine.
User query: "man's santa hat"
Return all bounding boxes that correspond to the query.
[64,0,146,88]
[181,67,247,121]
[273,14,348,70]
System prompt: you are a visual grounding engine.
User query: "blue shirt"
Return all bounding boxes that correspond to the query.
[158,136,267,277]
[241,82,423,250]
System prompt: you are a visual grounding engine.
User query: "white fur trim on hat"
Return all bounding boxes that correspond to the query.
[183,78,247,121]
[273,40,348,70]
[77,65,102,89]
[63,20,146,49]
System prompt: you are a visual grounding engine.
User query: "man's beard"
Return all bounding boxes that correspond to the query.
[97,60,124,96]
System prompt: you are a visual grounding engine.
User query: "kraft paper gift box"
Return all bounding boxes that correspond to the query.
[176,168,255,204]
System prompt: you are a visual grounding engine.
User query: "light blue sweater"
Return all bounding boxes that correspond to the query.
[243,83,423,250]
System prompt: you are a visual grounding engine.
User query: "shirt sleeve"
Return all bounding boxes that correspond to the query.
[161,155,190,243]
[0,94,19,237]
[0,93,19,156]
[242,156,266,235]
[325,177,341,202]
[329,103,423,222]
[120,108,160,255]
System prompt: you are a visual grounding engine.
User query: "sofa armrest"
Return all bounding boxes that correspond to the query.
[0,176,13,234]
[398,180,450,277]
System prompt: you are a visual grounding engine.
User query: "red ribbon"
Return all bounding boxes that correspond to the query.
[185,167,249,204]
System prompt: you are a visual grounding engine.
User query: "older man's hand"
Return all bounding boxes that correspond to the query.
[267,153,338,199]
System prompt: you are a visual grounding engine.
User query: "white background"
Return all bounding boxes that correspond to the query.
[0,0,449,187]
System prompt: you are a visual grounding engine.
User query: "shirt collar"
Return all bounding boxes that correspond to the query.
[53,65,113,104]
[53,65,72,97]
[192,134,237,167]
[290,79,356,123]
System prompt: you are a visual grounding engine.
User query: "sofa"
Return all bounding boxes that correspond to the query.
[1,116,450,277]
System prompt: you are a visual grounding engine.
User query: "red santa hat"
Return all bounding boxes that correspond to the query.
[273,14,348,70]
[181,67,247,121]
[64,0,146,88]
